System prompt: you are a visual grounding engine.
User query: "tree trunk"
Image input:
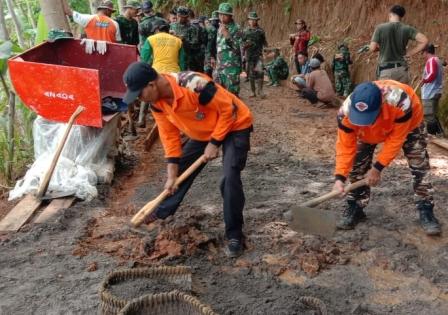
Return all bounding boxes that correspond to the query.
[90,0,102,14]
[25,0,37,29]
[117,0,125,15]
[5,0,25,48]
[0,0,10,40]
[38,0,70,31]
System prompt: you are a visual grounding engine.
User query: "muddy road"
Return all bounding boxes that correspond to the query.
[1,83,448,314]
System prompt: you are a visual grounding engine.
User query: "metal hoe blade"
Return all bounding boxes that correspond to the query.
[290,206,337,237]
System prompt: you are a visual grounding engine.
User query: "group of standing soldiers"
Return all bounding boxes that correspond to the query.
[123,1,288,99]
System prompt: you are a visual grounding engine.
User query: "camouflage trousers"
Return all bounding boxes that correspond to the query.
[188,49,205,73]
[204,53,214,77]
[334,70,352,97]
[347,124,434,211]
[246,57,264,80]
[215,66,241,96]
[267,66,288,84]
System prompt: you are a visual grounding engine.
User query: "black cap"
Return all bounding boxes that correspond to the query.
[123,62,158,104]
[390,5,405,18]
[142,1,153,12]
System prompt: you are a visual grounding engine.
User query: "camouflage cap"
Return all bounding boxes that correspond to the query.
[47,29,73,42]
[217,3,233,15]
[123,0,141,9]
[177,6,190,17]
[247,11,260,20]
[97,0,116,12]
[209,11,219,21]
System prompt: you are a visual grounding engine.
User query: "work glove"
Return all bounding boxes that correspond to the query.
[96,41,107,55]
[80,38,95,54]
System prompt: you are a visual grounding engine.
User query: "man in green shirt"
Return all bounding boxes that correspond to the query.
[242,12,268,98]
[369,4,428,84]
[115,1,140,46]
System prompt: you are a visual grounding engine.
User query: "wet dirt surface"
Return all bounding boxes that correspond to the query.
[1,83,448,314]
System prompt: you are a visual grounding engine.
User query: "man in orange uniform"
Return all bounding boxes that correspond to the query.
[333,80,441,235]
[123,62,254,257]
[64,0,121,43]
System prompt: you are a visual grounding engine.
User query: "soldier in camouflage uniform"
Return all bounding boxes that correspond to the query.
[215,3,243,96]
[190,11,208,72]
[332,43,352,97]
[334,81,441,236]
[204,11,219,77]
[170,7,204,72]
[115,1,140,45]
[265,48,289,86]
[242,12,268,98]
[139,1,164,48]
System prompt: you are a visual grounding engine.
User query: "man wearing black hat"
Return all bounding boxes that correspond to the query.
[333,80,441,236]
[139,1,164,47]
[122,62,254,257]
[370,4,428,84]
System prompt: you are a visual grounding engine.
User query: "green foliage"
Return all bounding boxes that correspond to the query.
[0,40,33,185]
[283,0,292,15]
[0,41,22,75]
[69,0,90,14]
[0,99,35,184]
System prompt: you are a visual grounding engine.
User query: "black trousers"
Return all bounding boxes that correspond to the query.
[300,87,319,104]
[155,128,251,240]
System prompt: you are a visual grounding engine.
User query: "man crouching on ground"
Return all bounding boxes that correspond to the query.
[123,62,253,257]
[333,80,441,235]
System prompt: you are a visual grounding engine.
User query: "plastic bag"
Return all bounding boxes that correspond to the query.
[9,115,119,201]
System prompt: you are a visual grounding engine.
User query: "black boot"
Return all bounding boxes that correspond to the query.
[418,206,441,236]
[336,202,366,230]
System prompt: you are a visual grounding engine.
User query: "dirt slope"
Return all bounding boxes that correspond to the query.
[2,83,448,314]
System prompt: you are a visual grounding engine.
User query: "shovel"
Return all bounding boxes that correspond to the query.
[290,179,368,237]
[0,106,84,232]
[130,155,207,227]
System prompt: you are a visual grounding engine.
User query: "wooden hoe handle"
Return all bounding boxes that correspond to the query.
[36,106,85,199]
[131,155,207,227]
[301,179,369,208]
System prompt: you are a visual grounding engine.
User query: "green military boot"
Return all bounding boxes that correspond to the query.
[336,202,367,230]
[418,206,441,236]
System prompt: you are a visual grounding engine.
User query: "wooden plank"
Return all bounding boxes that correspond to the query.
[430,138,448,152]
[34,197,76,224]
[0,195,42,232]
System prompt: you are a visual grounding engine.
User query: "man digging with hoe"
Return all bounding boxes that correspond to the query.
[333,80,441,236]
[123,62,253,257]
